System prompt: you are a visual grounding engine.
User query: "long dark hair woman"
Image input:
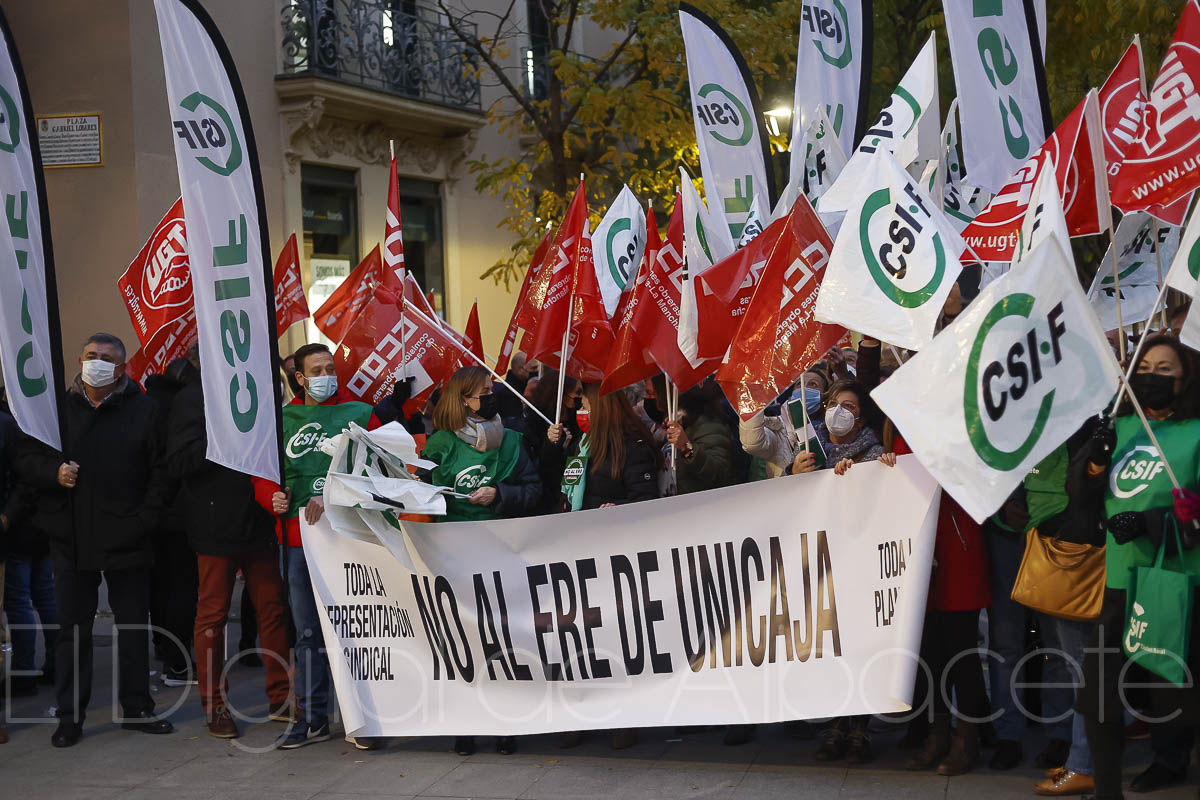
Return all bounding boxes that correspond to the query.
[524,369,583,513]
[1077,335,1200,799]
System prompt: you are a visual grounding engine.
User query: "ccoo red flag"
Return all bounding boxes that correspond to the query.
[118,198,192,347]
[312,245,383,344]
[496,225,554,375]
[960,91,1108,261]
[717,195,844,420]
[272,233,309,334]
[602,202,663,394]
[1111,0,1200,209]
[382,155,406,291]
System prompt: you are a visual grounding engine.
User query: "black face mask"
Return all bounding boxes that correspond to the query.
[474,393,500,420]
[643,397,665,424]
[1131,372,1177,411]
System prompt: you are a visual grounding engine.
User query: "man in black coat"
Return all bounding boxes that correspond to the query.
[166,354,291,739]
[18,333,174,747]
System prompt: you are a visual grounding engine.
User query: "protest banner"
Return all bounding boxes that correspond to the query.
[302,456,940,736]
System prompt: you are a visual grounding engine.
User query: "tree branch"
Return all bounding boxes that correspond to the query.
[561,26,638,129]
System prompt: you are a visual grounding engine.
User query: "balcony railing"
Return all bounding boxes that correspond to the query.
[279,0,482,112]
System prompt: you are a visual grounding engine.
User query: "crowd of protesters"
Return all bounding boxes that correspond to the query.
[1,291,1199,799]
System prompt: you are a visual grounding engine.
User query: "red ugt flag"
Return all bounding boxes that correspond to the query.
[272,233,309,334]
[118,198,192,347]
[312,244,383,344]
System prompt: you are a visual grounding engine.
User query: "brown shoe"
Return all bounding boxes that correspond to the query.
[1034,769,1095,796]
[935,721,979,776]
[268,702,296,723]
[207,707,240,739]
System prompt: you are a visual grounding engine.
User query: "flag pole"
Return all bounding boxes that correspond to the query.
[1105,277,1173,418]
[1151,217,1170,330]
[800,386,810,455]
[457,340,554,427]
[391,139,409,381]
[1108,223,1127,365]
[554,174,586,426]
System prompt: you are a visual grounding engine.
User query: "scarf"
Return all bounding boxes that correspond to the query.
[454,416,504,452]
[815,422,881,465]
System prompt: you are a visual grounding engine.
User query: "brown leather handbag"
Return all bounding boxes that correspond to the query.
[1010,527,1106,621]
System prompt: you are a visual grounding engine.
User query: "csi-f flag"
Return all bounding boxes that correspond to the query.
[819,33,940,214]
[154,0,281,481]
[816,151,966,351]
[789,0,873,174]
[942,0,1052,194]
[679,3,776,244]
[1087,212,1180,331]
[592,185,646,318]
[872,234,1122,523]
[0,8,64,449]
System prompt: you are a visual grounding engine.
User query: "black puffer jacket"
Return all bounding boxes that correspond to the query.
[541,431,660,510]
[18,376,170,570]
[166,378,278,556]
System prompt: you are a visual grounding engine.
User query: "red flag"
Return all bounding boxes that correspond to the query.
[272,233,309,334]
[118,198,192,347]
[426,290,436,314]
[693,216,787,361]
[382,155,406,291]
[960,91,1107,261]
[629,195,719,391]
[527,180,613,379]
[496,226,554,375]
[335,287,465,408]
[463,300,485,362]
[1112,0,1200,209]
[601,204,662,394]
[126,307,198,385]
[312,245,383,344]
[717,196,845,420]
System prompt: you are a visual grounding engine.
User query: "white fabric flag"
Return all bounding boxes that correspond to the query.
[872,235,1122,522]
[155,0,282,481]
[737,194,766,248]
[789,0,873,163]
[591,185,647,317]
[1088,212,1181,331]
[0,12,62,449]
[815,151,965,351]
[943,0,1051,193]
[819,34,940,214]
[678,170,733,366]
[1012,154,1072,266]
[680,4,774,246]
[1167,202,1200,294]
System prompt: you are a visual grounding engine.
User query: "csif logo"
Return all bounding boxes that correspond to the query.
[0,83,21,153]
[454,464,490,492]
[286,421,327,459]
[858,181,946,308]
[973,1,1032,159]
[605,218,640,288]
[172,91,242,176]
[694,83,752,147]
[963,295,1068,470]
[801,0,852,69]
[857,88,922,157]
[1110,445,1166,500]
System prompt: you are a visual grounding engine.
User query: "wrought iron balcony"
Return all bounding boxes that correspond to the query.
[279,0,482,113]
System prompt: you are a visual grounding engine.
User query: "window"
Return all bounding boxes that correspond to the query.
[302,164,359,345]
[398,177,444,314]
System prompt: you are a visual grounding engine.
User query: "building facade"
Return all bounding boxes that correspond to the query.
[6,0,606,366]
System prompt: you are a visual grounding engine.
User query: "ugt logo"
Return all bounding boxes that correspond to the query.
[801,0,851,69]
[1141,44,1200,156]
[963,295,1068,470]
[858,181,946,308]
[0,83,20,153]
[694,83,751,147]
[172,91,242,176]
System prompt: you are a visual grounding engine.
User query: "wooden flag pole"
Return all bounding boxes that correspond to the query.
[1151,217,1170,330]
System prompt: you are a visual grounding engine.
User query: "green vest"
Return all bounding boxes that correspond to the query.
[1104,415,1200,589]
[424,428,523,522]
[1023,444,1070,532]
[281,401,374,518]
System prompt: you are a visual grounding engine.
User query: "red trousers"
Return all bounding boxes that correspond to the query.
[195,549,290,714]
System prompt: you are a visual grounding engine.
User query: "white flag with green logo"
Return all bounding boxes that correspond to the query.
[680,3,774,246]
[943,0,1051,193]
[1166,202,1200,294]
[816,151,965,351]
[1087,212,1180,331]
[678,170,733,366]
[872,234,1121,522]
[789,0,873,168]
[737,194,766,248]
[592,185,647,318]
[155,0,282,481]
[1013,154,1071,266]
[0,10,62,449]
[819,33,941,214]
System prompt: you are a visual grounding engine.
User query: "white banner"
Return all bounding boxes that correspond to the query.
[789,0,873,163]
[943,0,1051,193]
[592,185,646,318]
[873,235,1122,523]
[1087,212,1180,330]
[680,3,774,246]
[0,12,61,449]
[302,458,940,737]
[816,151,965,351]
[154,0,281,481]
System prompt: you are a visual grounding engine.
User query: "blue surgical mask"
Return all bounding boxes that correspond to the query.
[803,387,822,416]
[307,375,338,403]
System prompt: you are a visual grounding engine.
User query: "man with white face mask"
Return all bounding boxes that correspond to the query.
[15,333,174,747]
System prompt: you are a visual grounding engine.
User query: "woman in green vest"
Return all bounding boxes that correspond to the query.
[421,366,540,757]
[1078,335,1200,800]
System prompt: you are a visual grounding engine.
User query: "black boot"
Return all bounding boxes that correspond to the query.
[905,713,951,771]
[936,721,980,776]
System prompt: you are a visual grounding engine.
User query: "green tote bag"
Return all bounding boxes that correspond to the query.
[1124,519,1197,687]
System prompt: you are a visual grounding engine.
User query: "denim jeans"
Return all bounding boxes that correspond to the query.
[3,552,58,672]
[985,531,1031,742]
[1040,614,1094,775]
[287,545,330,726]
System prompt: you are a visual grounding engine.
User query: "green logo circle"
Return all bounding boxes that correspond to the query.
[697,84,752,147]
[177,91,242,176]
[0,84,21,154]
[859,188,946,308]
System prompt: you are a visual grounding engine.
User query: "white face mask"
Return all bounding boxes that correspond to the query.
[306,375,337,403]
[824,404,857,437]
[81,359,118,388]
